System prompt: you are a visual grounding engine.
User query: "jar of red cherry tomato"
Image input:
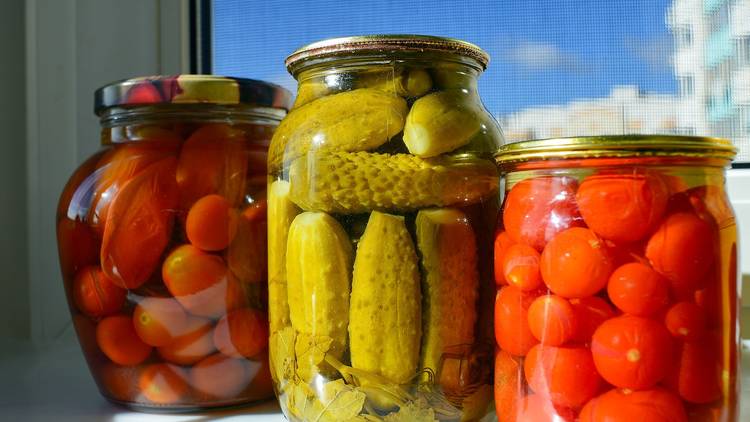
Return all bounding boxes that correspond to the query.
[56,75,291,411]
[492,135,740,422]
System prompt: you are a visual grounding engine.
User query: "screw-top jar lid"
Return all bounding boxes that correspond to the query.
[495,135,737,169]
[94,75,293,116]
[285,34,490,76]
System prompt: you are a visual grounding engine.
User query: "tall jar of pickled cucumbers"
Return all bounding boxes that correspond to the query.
[56,75,291,410]
[268,35,504,421]
[493,136,740,422]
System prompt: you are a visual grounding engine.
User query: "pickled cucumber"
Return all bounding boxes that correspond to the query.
[269,89,408,171]
[288,150,499,214]
[286,212,353,380]
[403,91,482,157]
[415,208,478,392]
[349,211,421,384]
[268,180,300,333]
[356,68,433,98]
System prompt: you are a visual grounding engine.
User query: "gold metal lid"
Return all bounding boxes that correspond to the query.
[495,135,737,167]
[285,34,490,75]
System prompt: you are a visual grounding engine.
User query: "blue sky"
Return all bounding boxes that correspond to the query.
[213,0,677,115]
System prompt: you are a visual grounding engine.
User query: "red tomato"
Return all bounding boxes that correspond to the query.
[591,315,673,389]
[502,244,543,291]
[495,286,541,356]
[569,296,615,343]
[191,354,250,399]
[515,394,576,422]
[607,262,669,316]
[665,339,722,404]
[100,157,179,289]
[527,295,576,346]
[138,363,189,404]
[664,302,707,341]
[157,317,216,365]
[96,315,152,366]
[99,363,141,403]
[540,228,614,298]
[646,212,716,294]
[524,344,602,408]
[57,219,99,278]
[576,173,668,243]
[72,266,126,318]
[186,194,239,252]
[579,388,687,422]
[495,350,522,422]
[494,231,515,286]
[213,308,269,359]
[502,176,582,251]
[226,202,268,284]
[132,297,190,347]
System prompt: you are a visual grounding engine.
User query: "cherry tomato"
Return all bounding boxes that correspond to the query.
[191,354,250,399]
[579,388,687,422]
[514,394,576,422]
[99,363,141,403]
[157,317,216,365]
[138,363,189,404]
[96,315,152,366]
[569,296,615,343]
[213,308,269,359]
[186,194,239,252]
[502,176,582,251]
[591,315,672,389]
[227,202,268,284]
[162,244,246,318]
[540,228,614,298]
[666,339,722,404]
[646,212,716,294]
[57,219,99,278]
[524,344,602,408]
[72,266,126,318]
[527,295,576,346]
[495,350,522,422]
[494,231,515,286]
[576,173,668,243]
[607,262,669,316]
[495,286,541,356]
[694,282,722,328]
[132,297,190,347]
[502,244,543,291]
[100,157,179,289]
[664,302,707,341]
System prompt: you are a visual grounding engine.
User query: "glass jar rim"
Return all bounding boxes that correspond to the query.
[494,135,737,168]
[285,34,490,76]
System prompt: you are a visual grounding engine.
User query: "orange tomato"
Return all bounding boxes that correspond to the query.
[646,212,716,294]
[540,228,614,298]
[99,363,142,403]
[162,244,245,318]
[579,388,687,422]
[591,315,672,389]
[524,344,602,408]
[607,262,669,316]
[96,315,152,366]
[576,173,668,243]
[157,317,216,365]
[502,244,543,291]
[100,157,179,289]
[138,363,189,404]
[191,354,250,399]
[569,296,615,343]
[72,266,126,318]
[665,339,722,404]
[527,295,576,346]
[495,349,522,422]
[514,394,576,422]
[502,176,582,251]
[494,231,515,286]
[213,308,269,359]
[132,297,190,347]
[57,218,99,278]
[495,286,541,356]
[664,302,707,341]
[186,194,239,252]
[226,202,268,284]
[176,124,248,209]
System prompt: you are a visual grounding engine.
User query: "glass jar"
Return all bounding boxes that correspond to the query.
[493,136,740,422]
[268,35,504,421]
[56,75,291,411]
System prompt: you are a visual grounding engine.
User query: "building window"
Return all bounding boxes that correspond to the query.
[737,36,750,66]
[679,75,695,96]
[674,25,693,48]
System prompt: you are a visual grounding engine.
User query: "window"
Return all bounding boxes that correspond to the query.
[679,74,695,96]
[674,25,694,48]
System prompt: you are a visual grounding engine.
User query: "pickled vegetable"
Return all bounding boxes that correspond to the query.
[288,150,498,214]
[350,211,421,384]
[268,180,300,333]
[356,68,433,98]
[403,91,481,157]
